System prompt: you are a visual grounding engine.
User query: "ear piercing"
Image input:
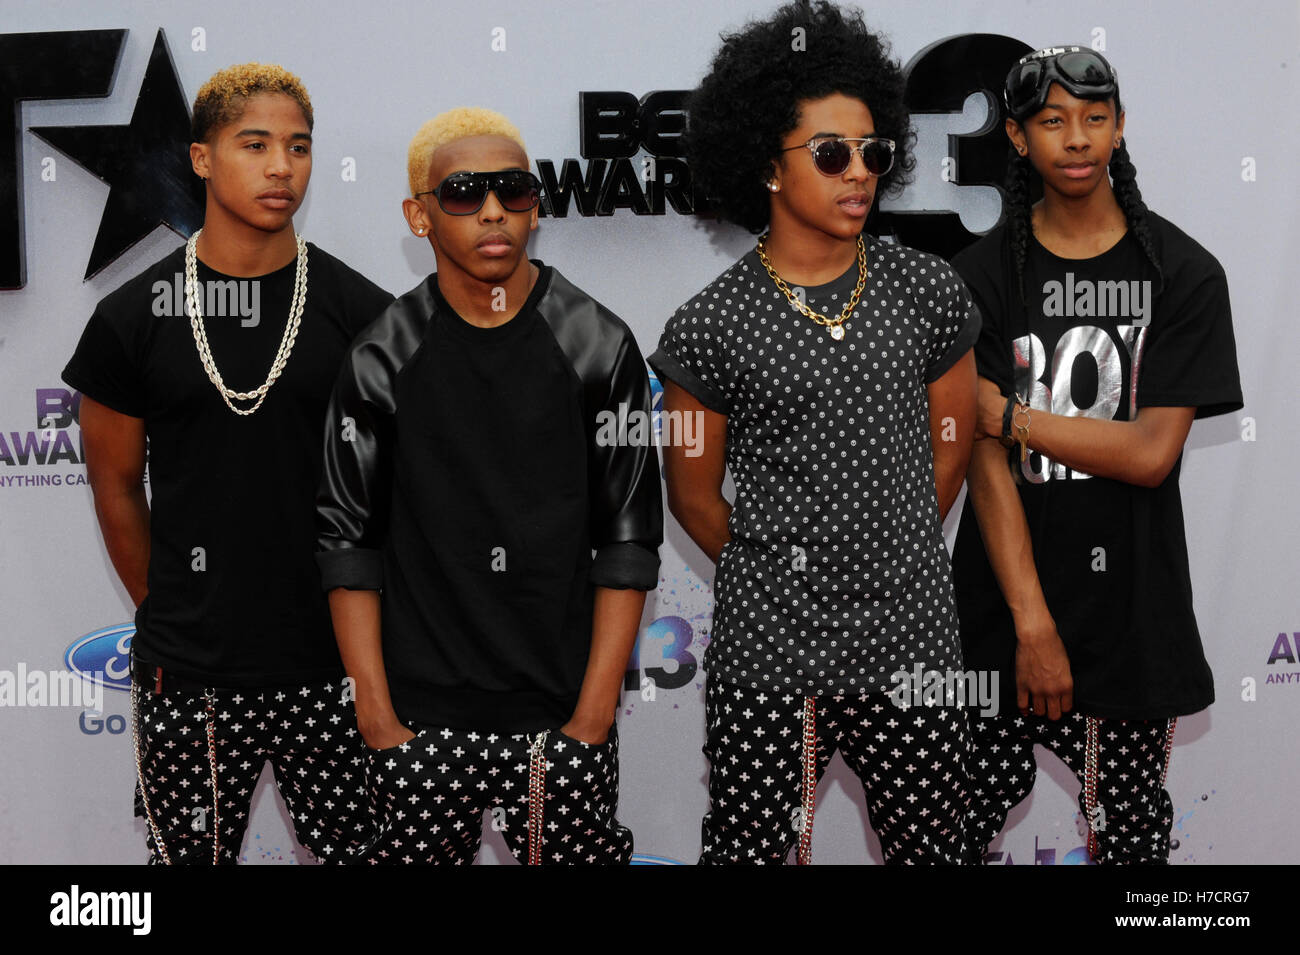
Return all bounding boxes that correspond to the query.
[766,181,779,192]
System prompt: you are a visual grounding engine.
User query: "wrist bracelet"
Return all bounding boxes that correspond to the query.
[1000,393,1017,448]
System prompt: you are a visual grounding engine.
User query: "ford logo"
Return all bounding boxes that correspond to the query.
[65,624,134,692]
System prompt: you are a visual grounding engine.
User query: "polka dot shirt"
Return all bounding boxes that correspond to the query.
[649,237,980,696]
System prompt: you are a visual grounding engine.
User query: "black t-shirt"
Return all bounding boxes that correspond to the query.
[950,212,1243,719]
[63,242,393,686]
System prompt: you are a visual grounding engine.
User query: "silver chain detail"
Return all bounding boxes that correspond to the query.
[797,697,817,865]
[1084,715,1100,860]
[527,730,549,866]
[185,228,308,416]
[131,678,221,865]
[1159,717,1177,788]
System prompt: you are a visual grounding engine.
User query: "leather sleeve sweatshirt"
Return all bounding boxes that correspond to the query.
[315,264,663,732]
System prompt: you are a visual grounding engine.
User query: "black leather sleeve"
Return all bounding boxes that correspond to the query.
[315,281,433,591]
[538,271,663,590]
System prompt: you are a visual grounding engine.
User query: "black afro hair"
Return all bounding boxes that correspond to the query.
[686,0,915,233]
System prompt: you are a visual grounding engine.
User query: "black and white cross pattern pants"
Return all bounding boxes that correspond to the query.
[966,711,1178,864]
[699,678,971,864]
[131,677,369,864]
[357,723,634,865]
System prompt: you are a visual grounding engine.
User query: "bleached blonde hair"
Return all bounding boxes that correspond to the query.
[192,63,312,143]
[407,107,527,196]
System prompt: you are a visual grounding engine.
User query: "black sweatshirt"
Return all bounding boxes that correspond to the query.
[316,264,662,732]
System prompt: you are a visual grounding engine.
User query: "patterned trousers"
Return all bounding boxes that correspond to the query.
[356,723,634,865]
[700,677,971,864]
[131,676,369,864]
[966,711,1178,864]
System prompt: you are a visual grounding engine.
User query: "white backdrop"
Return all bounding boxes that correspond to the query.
[0,0,1295,864]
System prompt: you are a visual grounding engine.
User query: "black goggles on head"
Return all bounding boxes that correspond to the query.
[416,169,542,216]
[1004,47,1118,121]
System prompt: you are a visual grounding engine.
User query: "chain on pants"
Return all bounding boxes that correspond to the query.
[965,710,1178,864]
[356,723,634,865]
[132,677,370,864]
[699,677,971,864]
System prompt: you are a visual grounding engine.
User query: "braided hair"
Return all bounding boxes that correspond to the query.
[1004,119,1164,317]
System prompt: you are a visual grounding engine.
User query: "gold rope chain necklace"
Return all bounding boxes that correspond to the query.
[755,233,868,341]
[185,228,308,416]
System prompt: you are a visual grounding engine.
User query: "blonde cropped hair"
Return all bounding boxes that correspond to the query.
[192,63,312,143]
[407,107,526,196]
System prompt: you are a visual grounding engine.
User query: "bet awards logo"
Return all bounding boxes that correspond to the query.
[2,29,202,288]
[534,92,701,218]
[0,388,91,486]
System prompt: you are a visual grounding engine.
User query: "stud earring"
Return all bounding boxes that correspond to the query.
[766,181,779,192]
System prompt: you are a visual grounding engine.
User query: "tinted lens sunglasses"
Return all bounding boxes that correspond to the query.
[416,169,542,215]
[781,136,896,177]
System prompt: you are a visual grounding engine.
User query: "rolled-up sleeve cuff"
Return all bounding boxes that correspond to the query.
[590,542,660,590]
[926,309,982,383]
[647,348,730,415]
[316,547,384,591]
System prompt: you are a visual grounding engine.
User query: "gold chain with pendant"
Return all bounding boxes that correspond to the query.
[755,233,867,341]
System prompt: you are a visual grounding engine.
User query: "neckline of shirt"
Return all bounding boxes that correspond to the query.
[430,261,552,343]
[743,236,877,303]
[190,242,310,283]
[1029,228,1134,266]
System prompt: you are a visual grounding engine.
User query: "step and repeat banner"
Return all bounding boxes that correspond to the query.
[1,0,1295,864]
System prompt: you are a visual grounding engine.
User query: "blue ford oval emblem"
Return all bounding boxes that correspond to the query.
[65,624,134,692]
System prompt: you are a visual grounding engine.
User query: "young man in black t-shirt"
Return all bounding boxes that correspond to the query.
[317,107,662,865]
[651,3,979,864]
[63,63,393,864]
[951,48,1243,863]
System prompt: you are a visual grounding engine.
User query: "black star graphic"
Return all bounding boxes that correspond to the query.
[30,28,203,279]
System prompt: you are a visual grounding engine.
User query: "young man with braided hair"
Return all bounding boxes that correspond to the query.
[950,47,1243,863]
[64,63,393,863]
[651,1,979,864]
[317,107,661,865]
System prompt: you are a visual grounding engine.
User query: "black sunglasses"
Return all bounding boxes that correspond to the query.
[781,136,896,178]
[1005,47,1118,120]
[415,169,542,216]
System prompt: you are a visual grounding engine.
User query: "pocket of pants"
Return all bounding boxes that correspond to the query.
[366,727,426,756]
[549,727,617,769]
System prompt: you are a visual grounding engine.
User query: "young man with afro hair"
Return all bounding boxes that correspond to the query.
[63,63,394,864]
[649,1,980,864]
[317,107,662,864]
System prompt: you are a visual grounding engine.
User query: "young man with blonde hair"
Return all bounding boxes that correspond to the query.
[64,63,393,863]
[318,107,661,864]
